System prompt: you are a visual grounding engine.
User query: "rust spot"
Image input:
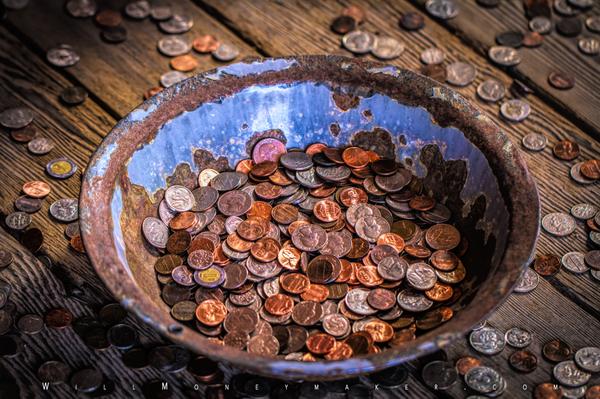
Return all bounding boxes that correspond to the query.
[399,135,407,146]
[351,127,395,159]
[362,109,373,120]
[244,129,287,158]
[329,123,341,137]
[166,163,197,189]
[193,148,231,172]
[332,92,360,111]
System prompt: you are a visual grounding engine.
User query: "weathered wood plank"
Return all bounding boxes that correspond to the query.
[4,0,255,117]
[410,0,600,137]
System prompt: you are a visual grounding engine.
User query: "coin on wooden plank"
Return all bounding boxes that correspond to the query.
[542,212,576,236]
[500,99,530,122]
[28,137,54,155]
[124,0,150,19]
[522,132,547,151]
[47,45,80,67]
[553,139,580,161]
[476,79,505,102]
[342,30,376,54]
[212,43,239,62]
[488,46,521,66]
[5,212,31,231]
[553,360,590,387]
[561,252,588,274]
[446,61,476,86]
[548,71,575,90]
[425,0,459,19]
[159,14,193,34]
[578,37,600,55]
[584,250,600,270]
[469,327,505,355]
[157,36,191,56]
[65,0,96,18]
[0,106,34,129]
[371,36,404,60]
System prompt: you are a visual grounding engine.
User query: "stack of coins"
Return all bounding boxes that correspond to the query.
[143,137,469,360]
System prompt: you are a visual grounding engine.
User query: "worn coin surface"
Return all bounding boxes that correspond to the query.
[574,347,600,373]
[465,366,502,393]
[542,212,576,236]
[529,16,552,34]
[212,43,239,62]
[522,132,548,151]
[0,106,34,129]
[554,139,580,161]
[561,252,589,274]
[505,327,532,348]
[60,86,87,105]
[469,327,505,355]
[160,71,187,88]
[342,30,376,54]
[500,99,530,122]
[578,37,600,55]
[124,0,150,19]
[399,11,425,30]
[554,360,591,387]
[158,36,191,56]
[420,47,444,65]
[425,0,459,19]
[47,45,80,67]
[489,45,521,66]
[585,250,600,270]
[548,71,575,90]
[476,79,505,102]
[446,61,476,86]
[421,360,457,390]
[28,137,54,155]
[509,350,538,373]
[159,14,193,34]
[5,212,31,231]
[371,36,404,60]
[543,339,573,362]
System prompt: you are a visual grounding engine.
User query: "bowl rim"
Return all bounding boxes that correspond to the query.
[80,55,540,380]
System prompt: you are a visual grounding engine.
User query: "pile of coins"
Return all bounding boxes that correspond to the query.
[143,137,469,360]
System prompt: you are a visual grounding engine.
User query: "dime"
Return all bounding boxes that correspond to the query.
[421,360,457,390]
[509,350,537,373]
[548,71,575,90]
[5,212,31,230]
[500,99,530,122]
[446,61,476,86]
[554,140,580,161]
[476,79,505,102]
[425,0,459,20]
[586,16,600,33]
[522,132,548,151]
[505,327,532,348]
[469,327,505,355]
[46,158,77,179]
[371,36,404,60]
[554,361,590,387]
[28,137,54,155]
[489,46,521,66]
[342,30,376,54]
[542,212,576,236]
[47,45,80,67]
[65,0,96,17]
[0,106,33,129]
[529,16,552,34]
[562,252,589,274]
[159,14,193,34]
[160,71,186,88]
[543,339,573,362]
[157,36,191,57]
[574,347,600,373]
[420,47,444,65]
[578,37,600,55]
[212,43,239,62]
[124,0,150,19]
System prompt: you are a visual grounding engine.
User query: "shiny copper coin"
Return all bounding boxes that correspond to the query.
[509,350,538,373]
[237,217,269,242]
[280,273,310,294]
[542,339,572,362]
[430,250,459,271]
[169,212,196,230]
[342,147,370,168]
[193,34,219,53]
[425,224,460,250]
[534,254,561,276]
[425,283,453,302]
[310,185,336,198]
[247,202,272,220]
[339,186,368,207]
[250,161,278,177]
[254,182,282,200]
[188,236,215,253]
[404,245,431,258]
[347,237,369,259]
[166,230,191,254]
[364,319,394,342]
[313,199,341,223]
[553,140,580,161]
[225,232,253,252]
[300,284,329,302]
[269,168,294,186]
[336,259,353,282]
[356,266,383,287]
[342,5,365,23]
[278,246,301,270]
[44,308,73,329]
[264,294,294,316]
[409,195,435,211]
[456,356,482,375]
[376,233,405,253]
[306,333,335,355]
[291,301,322,326]
[170,54,198,72]
[22,181,51,198]
[586,386,600,399]
[325,341,353,360]
[250,237,280,262]
[306,143,327,155]
[70,235,85,253]
[195,299,227,326]
[533,383,562,399]
[367,288,396,310]
[235,159,254,174]
[144,86,162,99]
[271,203,298,224]
[580,160,600,180]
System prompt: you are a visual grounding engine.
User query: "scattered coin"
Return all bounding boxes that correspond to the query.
[509,350,538,373]
[465,366,503,394]
[170,54,199,72]
[425,0,459,20]
[574,347,600,373]
[523,31,544,47]
[562,252,589,274]
[554,140,580,161]
[476,79,505,102]
[193,34,219,53]
[101,25,127,43]
[37,360,70,384]
[534,254,561,276]
[584,250,600,270]
[65,0,97,18]
[159,14,194,34]
[543,338,573,362]
[10,125,36,143]
[331,15,356,34]
[44,308,73,329]
[554,360,590,387]
[69,368,103,393]
[469,327,505,355]
[500,99,530,122]
[342,30,376,54]
[0,106,34,129]
[522,132,548,151]
[160,71,187,88]
[46,45,80,67]
[0,250,13,269]
[399,12,425,31]
[446,61,476,86]
[586,16,600,33]
[157,35,191,57]
[578,37,600,55]
[16,314,44,334]
[124,0,150,19]
[46,157,77,179]
[420,48,444,65]
[534,383,563,399]
[22,180,50,198]
[49,198,79,223]
[371,36,404,60]
[421,360,457,390]
[556,17,583,37]
[489,46,521,66]
[580,160,600,180]
[5,212,31,231]
[571,162,596,184]
[548,71,575,90]
[496,31,524,48]
[60,86,87,105]
[529,16,553,34]
[505,327,532,348]
[28,137,54,155]
[212,43,240,62]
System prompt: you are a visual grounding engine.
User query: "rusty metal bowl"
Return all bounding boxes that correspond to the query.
[80,56,539,380]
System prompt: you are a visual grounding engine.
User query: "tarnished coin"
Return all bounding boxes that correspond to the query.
[342,30,376,54]
[150,3,172,20]
[534,254,561,276]
[159,14,193,34]
[160,71,186,88]
[446,61,476,86]
[562,252,588,274]
[534,383,563,399]
[5,212,31,230]
[371,36,404,60]
[585,250,600,270]
[586,15,600,32]
[17,314,44,334]
[522,132,548,151]
[469,327,505,355]
[554,140,580,161]
[0,250,13,269]
[553,360,590,387]
[60,86,87,105]
[425,0,459,20]
[157,36,191,56]
[464,366,502,393]
[509,350,538,373]
[397,289,433,312]
[142,217,169,249]
[578,37,600,55]
[542,212,576,236]
[291,301,323,326]
[355,216,390,243]
[543,339,573,362]
[420,47,444,65]
[212,43,239,62]
[406,262,436,290]
[45,307,73,329]
[291,224,327,252]
[477,79,505,103]
[0,106,34,129]
[399,11,425,30]
[489,46,521,66]
[529,16,552,34]
[574,347,600,373]
[69,368,103,393]
[37,360,71,384]
[421,360,457,390]
[28,137,54,155]
[46,157,77,179]
[10,125,37,143]
[47,45,80,67]
[505,327,532,348]
[500,99,531,122]
[248,334,279,356]
[65,0,96,17]
[124,0,150,19]
[496,31,524,48]
[548,71,575,90]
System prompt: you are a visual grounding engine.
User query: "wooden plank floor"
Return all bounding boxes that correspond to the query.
[0,0,598,398]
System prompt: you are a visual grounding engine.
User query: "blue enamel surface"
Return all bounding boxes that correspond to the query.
[205,58,298,80]
[110,185,132,279]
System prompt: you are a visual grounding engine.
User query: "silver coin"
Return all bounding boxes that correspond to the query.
[342,30,376,54]
[164,185,194,212]
[476,79,505,102]
[568,0,593,8]
[570,162,596,185]
[396,289,433,312]
[529,16,553,34]
[553,360,591,387]
[489,46,521,66]
[469,327,505,355]
[464,366,502,394]
[542,212,576,237]
[322,313,351,337]
[421,360,457,390]
[406,262,437,290]
[65,0,96,17]
[586,16,600,33]
[590,231,600,247]
[371,36,404,60]
[472,320,487,331]
[160,71,187,88]
[28,137,54,155]
[212,43,240,62]
[150,4,172,21]
[425,0,459,19]
[561,386,587,399]
[157,36,191,57]
[124,0,150,19]
[578,37,600,55]
[5,212,31,230]
[345,288,378,315]
[504,327,532,348]
[500,99,530,122]
[420,47,445,65]
[574,347,600,373]
[377,255,408,281]
[2,0,28,9]
[49,198,79,223]
[446,61,476,86]
[355,215,390,243]
[142,217,169,249]
[561,252,589,274]
[0,107,34,129]
[47,46,80,67]
[571,203,598,220]
[159,14,193,34]
[522,132,548,151]
[591,269,600,281]
[554,0,578,16]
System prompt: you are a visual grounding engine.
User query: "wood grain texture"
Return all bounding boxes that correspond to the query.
[411,0,600,137]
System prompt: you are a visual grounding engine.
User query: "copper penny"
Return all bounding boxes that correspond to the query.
[534,254,561,276]
[170,55,198,72]
[264,294,294,316]
[251,161,278,178]
[376,232,405,253]
[356,266,384,287]
[169,212,196,230]
[70,235,85,253]
[367,288,396,310]
[409,195,435,211]
[166,230,191,254]
[586,386,600,399]
[22,181,51,198]
[44,308,73,329]
[237,217,268,241]
[306,255,338,283]
[300,284,329,302]
[95,9,122,28]
[280,273,310,294]
[509,350,538,373]
[306,333,335,354]
[425,283,453,302]
[291,301,322,326]
[425,224,460,250]
[543,339,572,362]
[363,319,394,342]
[553,140,580,161]
[155,255,182,274]
[325,341,353,360]
[235,159,254,174]
[345,332,373,355]
[313,199,341,223]
[271,203,298,224]
[195,299,227,326]
[548,71,575,90]
[187,249,214,270]
[254,182,282,200]
[250,237,280,262]
[342,147,370,168]
[533,383,562,399]
[247,202,272,220]
[339,186,368,207]
[11,125,37,143]
[456,356,482,375]
[347,237,369,258]
[430,250,459,271]
[580,160,600,180]
[193,34,219,53]
[188,236,215,253]
[225,233,253,252]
